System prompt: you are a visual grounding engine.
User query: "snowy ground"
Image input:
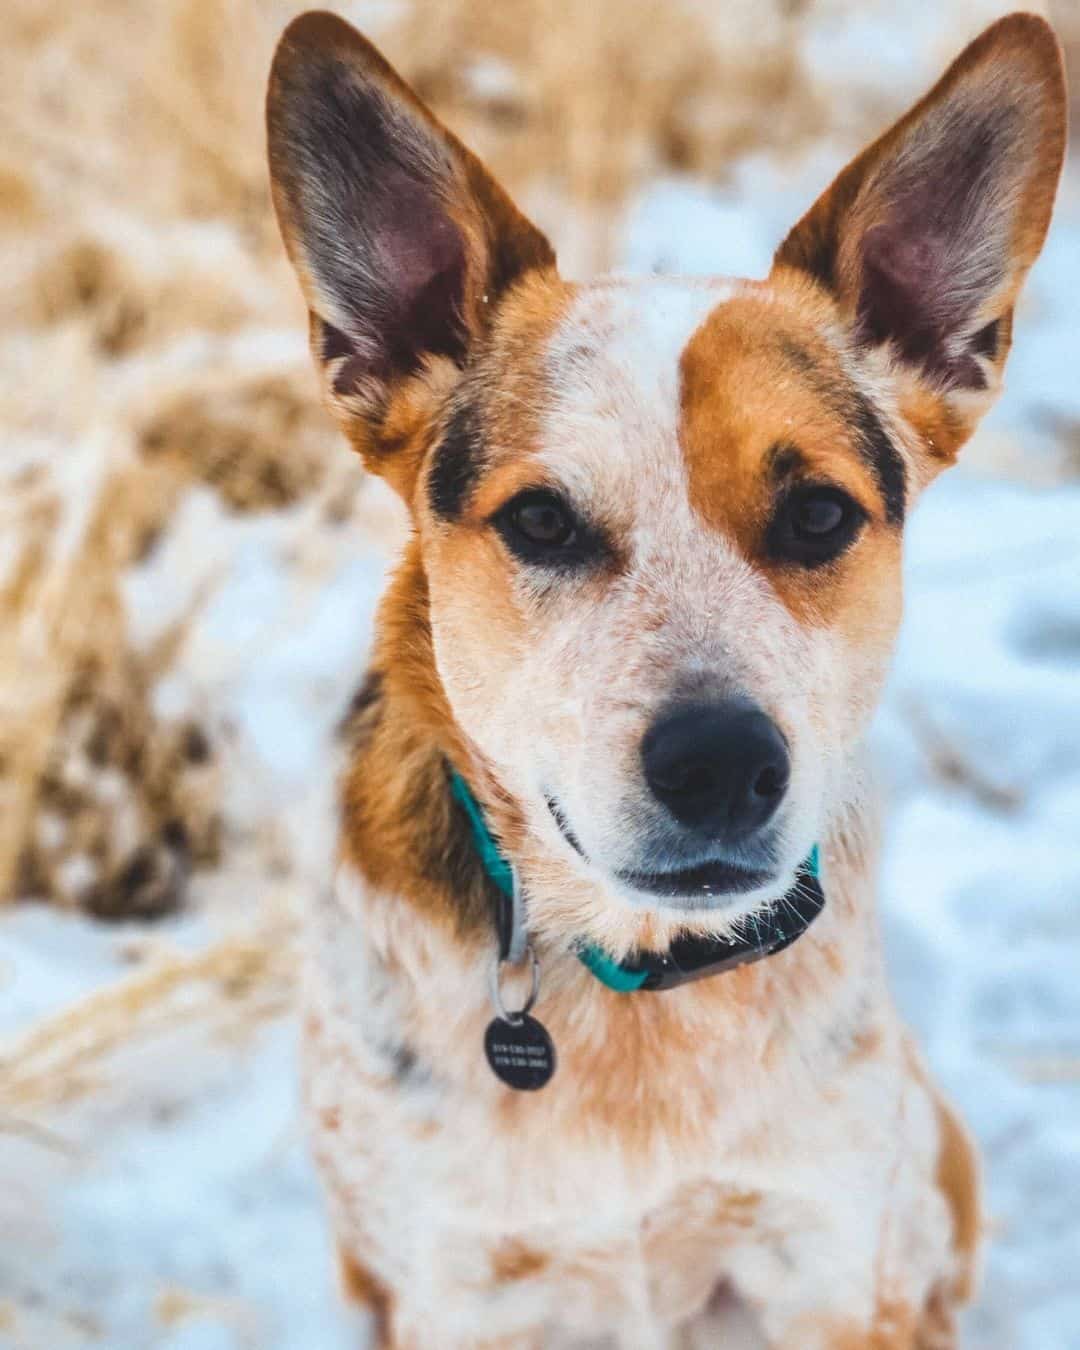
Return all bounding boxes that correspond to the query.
[3,46,1080,1350]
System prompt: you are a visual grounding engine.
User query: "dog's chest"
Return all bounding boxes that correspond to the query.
[300,885,875,1341]
[303,991,773,1340]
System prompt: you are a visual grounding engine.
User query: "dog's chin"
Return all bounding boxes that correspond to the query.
[544,794,788,914]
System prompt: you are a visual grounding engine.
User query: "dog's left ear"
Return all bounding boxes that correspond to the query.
[773,13,1066,466]
[266,12,555,495]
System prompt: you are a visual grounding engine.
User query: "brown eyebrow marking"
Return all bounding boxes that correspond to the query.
[777,335,906,525]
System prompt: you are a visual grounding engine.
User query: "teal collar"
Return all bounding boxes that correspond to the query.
[449,770,515,898]
[449,769,825,993]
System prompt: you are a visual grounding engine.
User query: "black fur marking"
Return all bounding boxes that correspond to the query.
[337,669,384,743]
[420,769,502,924]
[321,321,354,363]
[775,211,840,294]
[769,442,807,483]
[801,232,838,294]
[971,319,999,360]
[776,336,818,377]
[390,1043,422,1082]
[428,399,485,520]
[370,1034,426,1084]
[851,393,906,526]
[776,338,906,525]
[777,336,857,413]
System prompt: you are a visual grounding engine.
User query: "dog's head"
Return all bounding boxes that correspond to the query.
[268,13,1064,933]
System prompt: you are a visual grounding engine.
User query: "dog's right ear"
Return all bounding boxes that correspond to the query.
[266,12,555,494]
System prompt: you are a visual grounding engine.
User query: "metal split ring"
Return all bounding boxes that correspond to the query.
[488,944,541,1025]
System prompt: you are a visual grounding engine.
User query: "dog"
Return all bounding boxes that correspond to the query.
[266,11,1065,1347]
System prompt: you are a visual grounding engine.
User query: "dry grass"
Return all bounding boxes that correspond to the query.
[0,912,295,1121]
[0,0,313,910]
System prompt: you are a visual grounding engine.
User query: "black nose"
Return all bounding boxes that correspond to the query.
[641,699,790,838]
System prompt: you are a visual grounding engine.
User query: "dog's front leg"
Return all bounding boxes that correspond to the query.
[724,1204,957,1350]
[340,1258,547,1350]
[718,1054,978,1350]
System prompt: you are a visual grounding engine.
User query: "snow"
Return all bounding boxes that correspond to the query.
[5,40,1080,1350]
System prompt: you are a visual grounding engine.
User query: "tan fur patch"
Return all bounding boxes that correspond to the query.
[491,1239,550,1283]
[679,291,883,538]
[338,1245,395,1343]
[933,1096,981,1303]
[793,1306,924,1350]
[452,271,578,512]
[679,288,905,639]
[338,546,492,940]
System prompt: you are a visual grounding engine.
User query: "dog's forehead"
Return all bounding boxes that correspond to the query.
[531,278,741,505]
[527,279,821,486]
[448,271,905,542]
[547,278,737,397]
[507,274,904,533]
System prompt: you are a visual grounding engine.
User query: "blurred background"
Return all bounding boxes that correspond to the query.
[1,1,1078,1346]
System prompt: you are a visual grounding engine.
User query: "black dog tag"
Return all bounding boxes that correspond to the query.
[484,1014,556,1091]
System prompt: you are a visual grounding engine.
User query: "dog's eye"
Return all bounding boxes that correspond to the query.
[768,486,865,567]
[512,494,577,548]
[494,489,601,569]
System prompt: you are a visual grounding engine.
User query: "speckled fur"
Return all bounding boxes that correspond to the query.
[267,12,1066,1347]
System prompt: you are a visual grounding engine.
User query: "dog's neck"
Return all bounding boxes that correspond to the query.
[339,542,877,976]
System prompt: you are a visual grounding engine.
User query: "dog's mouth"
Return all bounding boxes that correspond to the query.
[613,859,773,900]
[545,795,775,904]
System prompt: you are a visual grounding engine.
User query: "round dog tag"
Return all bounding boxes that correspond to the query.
[484,1014,556,1091]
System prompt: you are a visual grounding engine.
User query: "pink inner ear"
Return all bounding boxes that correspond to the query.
[369,170,468,377]
[857,222,987,390]
[322,162,470,391]
[328,194,466,394]
[851,106,1015,391]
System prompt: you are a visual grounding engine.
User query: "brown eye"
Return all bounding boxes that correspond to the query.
[513,496,577,547]
[767,486,865,567]
[493,489,605,570]
[793,492,846,536]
